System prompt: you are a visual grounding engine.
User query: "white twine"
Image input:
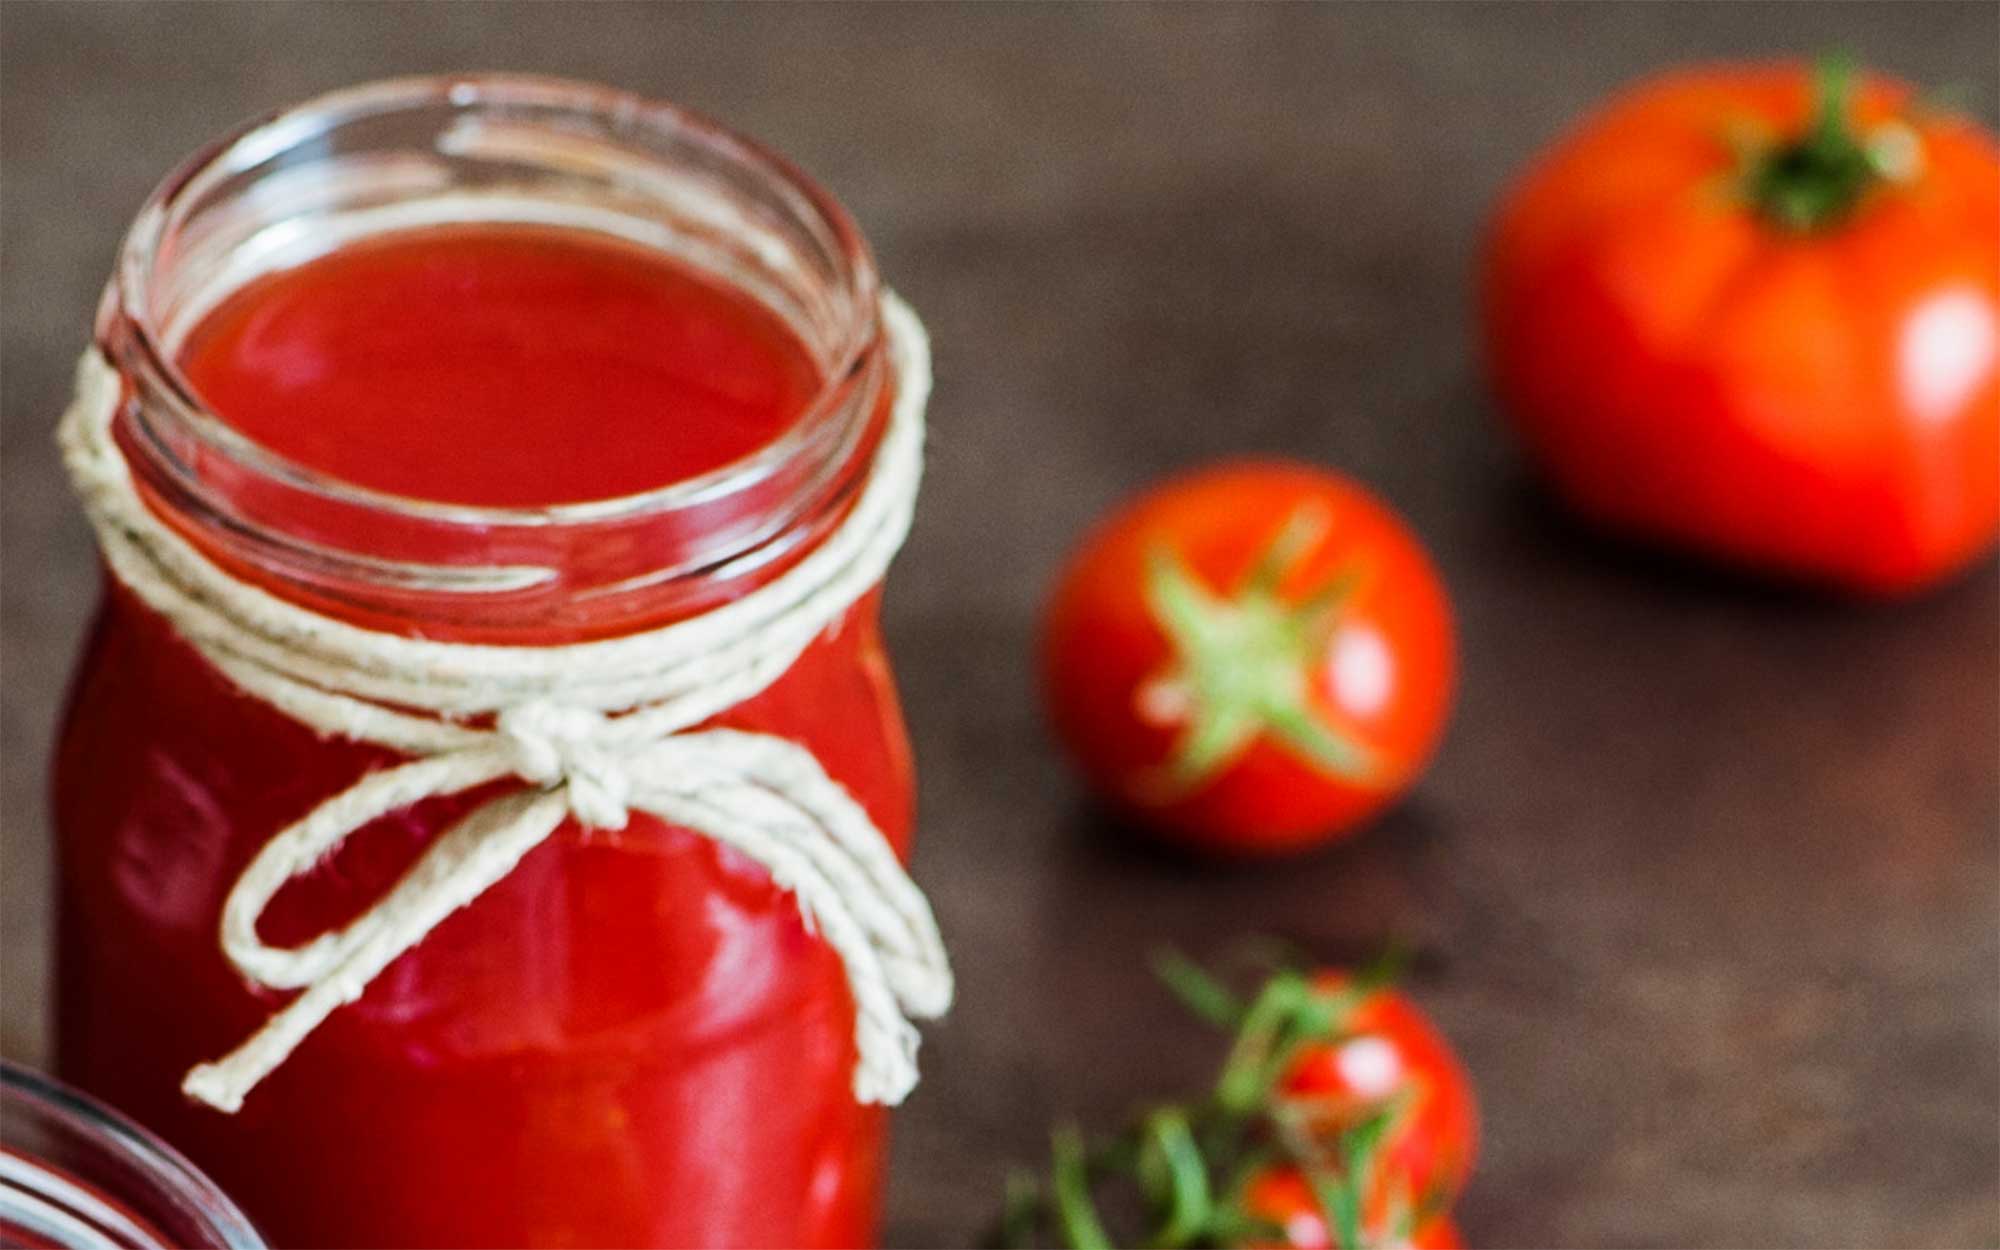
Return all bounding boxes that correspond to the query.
[59,291,952,1114]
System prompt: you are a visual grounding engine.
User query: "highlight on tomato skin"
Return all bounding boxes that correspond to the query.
[1039,460,1456,856]
[1481,57,2000,596]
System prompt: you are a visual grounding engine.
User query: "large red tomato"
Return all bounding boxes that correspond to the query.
[1040,462,1454,854]
[1483,59,1999,593]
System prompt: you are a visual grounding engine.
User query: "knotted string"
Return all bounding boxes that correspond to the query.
[60,291,952,1114]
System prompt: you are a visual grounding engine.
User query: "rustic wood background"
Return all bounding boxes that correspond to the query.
[3,5,1996,1246]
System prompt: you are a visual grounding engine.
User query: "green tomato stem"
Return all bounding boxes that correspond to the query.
[1743,52,1919,232]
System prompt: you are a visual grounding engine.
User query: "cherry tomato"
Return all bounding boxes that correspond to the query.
[1483,59,2000,594]
[1238,1167,1462,1250]
[1276,977,1479,1231]
[1040,462,1455,854]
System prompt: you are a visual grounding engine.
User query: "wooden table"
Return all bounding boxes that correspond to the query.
[3,5,1995,1245]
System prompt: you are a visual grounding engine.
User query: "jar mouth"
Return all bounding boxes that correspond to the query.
[106,72,882,529]
[0,1063,265,1250]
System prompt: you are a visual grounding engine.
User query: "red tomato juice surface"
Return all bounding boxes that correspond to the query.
[55,225,914,1248]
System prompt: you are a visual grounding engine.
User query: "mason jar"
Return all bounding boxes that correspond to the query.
[54,75,923,1249]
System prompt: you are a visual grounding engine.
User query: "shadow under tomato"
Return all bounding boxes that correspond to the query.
[1050,791,1459,982]
[1484,473,1857,612]
[1483,469,2000,613]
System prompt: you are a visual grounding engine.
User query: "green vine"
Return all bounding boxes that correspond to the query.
[991,952,1421,1250]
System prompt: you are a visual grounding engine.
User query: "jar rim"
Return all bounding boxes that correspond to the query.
[106,72,883,529]
[1,1062,266,1249]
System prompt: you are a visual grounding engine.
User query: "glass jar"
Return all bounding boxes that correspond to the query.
[54,76,919,1249]
[0,1062,263,1250]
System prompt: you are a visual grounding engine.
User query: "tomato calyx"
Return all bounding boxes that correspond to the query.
[993,953,1443,1250]
[1139,505,1375,796]
[1739,53,1922,233]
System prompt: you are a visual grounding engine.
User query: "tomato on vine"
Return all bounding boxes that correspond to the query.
[994,954,1480,1250]
[1270,976,1478,1240]
[1040,462,1455,854]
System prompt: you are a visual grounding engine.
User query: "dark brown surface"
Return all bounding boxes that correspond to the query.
[3,5,1997,1247]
